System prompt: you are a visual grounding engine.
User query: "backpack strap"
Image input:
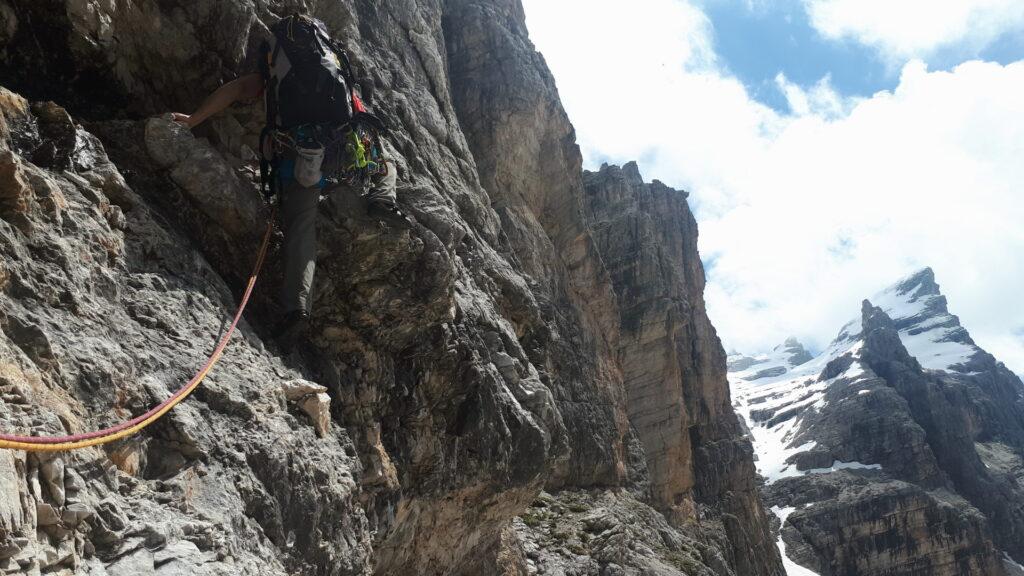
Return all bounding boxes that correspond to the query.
[324,36,371,106]
[323,40,389,135]
[260,38,287,128]
[259,39,281,201]
[258,126,280,201]
[336,44,357,86]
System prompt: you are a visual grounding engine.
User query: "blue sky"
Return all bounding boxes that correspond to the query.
[522,0,1024,374]
[702,0,888,111]
[702,0,1024,113]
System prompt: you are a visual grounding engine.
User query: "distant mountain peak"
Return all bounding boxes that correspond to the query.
[819,269,980,372]
[861,299,896,332]
[727,338,814,379]
[893,267,941,299]
[776,337,814,366]
[728,269,1024,575]
[733,268,992,378]
[860,300,921,371]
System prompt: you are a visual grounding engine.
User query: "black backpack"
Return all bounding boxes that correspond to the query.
[258,14,389,198]
[262,14,354,128]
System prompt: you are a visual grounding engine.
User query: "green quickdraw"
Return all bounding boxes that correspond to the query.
[343,127,383,186]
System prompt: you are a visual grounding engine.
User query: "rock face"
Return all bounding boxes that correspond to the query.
[581,163,778,574]
[731,269,1024,576]
[772,474,1001,576]
[0,86,371,576]
[511,489,744,576]
[444,0,631,490]
[0,1,781,576]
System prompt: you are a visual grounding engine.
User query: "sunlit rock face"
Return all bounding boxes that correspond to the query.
[580,163,778,575]
[731,269,1024,576]
[0,1,781,575]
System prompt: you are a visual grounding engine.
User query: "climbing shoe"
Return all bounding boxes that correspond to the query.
[274,310,310,350]
[367,199,413,229]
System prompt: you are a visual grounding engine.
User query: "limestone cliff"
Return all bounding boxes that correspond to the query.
[0,1,781,575]
[581,163,777,574]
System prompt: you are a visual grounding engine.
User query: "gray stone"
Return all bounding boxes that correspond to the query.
[0,451,23,534]
[36,503,60,527]
[514,490,721,576]
[61,504,93,527]
[145,117,264,241]
[750,366,788,380]
[152,540,201,567]
[37,539,75,570]
[39,457,65,506]
[63,469,85,503]
[0,541,20,560]
[279,379,327,402]
[106,550,155,576]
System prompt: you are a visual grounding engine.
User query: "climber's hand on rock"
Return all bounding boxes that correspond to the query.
[171,113,194,128]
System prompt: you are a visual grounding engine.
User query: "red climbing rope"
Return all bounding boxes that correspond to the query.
[0,218,275,452]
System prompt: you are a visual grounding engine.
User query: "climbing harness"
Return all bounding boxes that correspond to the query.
[0,217,275,452]
[262,121,387,192]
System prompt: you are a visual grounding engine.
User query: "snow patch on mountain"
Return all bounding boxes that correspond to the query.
[730,268,988,484]
[731,335,867,483]
[802,460,882,475]
[770,506,822,576]
[836,268,981,372]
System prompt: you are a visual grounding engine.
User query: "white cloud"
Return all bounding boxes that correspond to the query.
[804,0,1024,61]
[774,72,858,119]
[521,0,1024,374]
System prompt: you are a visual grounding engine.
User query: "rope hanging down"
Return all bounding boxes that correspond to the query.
[0,219,275,452]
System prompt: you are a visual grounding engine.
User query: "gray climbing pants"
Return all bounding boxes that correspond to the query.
[280,160,398,315]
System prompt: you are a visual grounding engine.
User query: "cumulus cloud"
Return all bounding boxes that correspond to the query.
[774,73,858,119]
[521,0,1024,373]
[804,0,1024,61]
[704,59,1024,364]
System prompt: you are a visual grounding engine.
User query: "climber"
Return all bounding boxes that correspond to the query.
[171,13,409,347]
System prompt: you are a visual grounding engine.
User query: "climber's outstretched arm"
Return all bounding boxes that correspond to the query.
[172,73,264,129]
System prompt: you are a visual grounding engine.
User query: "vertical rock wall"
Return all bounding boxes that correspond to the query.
[443,0,632,489]
[0,0,782,574]
[582,164,779,574]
